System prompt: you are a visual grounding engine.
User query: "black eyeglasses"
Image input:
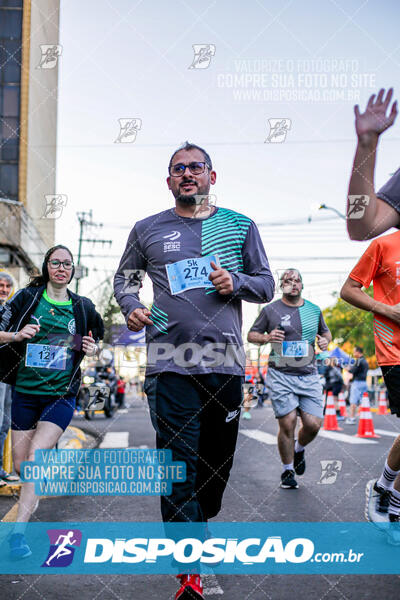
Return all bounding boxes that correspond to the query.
[48,259,74,270]
[169,162,209,177]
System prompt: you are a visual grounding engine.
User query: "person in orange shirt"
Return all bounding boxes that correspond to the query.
[342,88,400,540]
[116,377,126,408]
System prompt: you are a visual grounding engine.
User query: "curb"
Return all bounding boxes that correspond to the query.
[58,425,87,450]
[0,482,21,498]
[0,425,94,500]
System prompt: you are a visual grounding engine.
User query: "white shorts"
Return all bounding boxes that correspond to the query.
[266,368,324,419]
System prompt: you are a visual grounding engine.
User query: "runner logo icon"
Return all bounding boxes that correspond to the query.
[347,195,370,219]
[318,460,342,485]
[188,44,216,69]
[264,118,291,143]
[114,118,142,144]
[41,529,82,568]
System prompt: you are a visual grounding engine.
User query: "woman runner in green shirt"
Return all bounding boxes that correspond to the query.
[0,245,104,559]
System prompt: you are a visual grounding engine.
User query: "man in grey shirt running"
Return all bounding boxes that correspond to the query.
[248,268,331,490]
[114,142,274,600]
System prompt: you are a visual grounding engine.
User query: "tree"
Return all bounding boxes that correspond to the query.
[97,279,125,344]
[323,287,376,358]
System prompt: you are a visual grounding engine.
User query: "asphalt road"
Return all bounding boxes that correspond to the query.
[1,394,400,599]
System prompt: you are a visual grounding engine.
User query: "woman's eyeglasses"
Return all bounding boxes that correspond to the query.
[48,259,74,270]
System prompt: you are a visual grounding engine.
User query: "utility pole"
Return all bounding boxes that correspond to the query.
[75,210,112,293]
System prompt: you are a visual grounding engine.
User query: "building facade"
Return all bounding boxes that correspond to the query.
[0,0,59,287]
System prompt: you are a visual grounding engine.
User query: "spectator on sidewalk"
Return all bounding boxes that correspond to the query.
[346,346,369,424]
[116,377,126,408]
[0,272,19,485]
[325,358,345,421]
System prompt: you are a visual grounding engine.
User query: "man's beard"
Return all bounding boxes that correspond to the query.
[282,290,301,302]
[176,194,197,206]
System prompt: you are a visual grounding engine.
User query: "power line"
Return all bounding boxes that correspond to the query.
[35,138,400,149]
[102,217,348,231]
[268,256,358,261]
[257,215,339,227]
[75,210,113,293]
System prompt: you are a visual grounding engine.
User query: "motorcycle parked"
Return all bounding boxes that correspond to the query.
[79,352,118,419]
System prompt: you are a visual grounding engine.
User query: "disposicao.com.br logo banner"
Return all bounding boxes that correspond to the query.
[0,522,399,574]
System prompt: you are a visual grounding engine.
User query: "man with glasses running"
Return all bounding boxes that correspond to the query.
[248,269,331,490]
[114,141,274,600]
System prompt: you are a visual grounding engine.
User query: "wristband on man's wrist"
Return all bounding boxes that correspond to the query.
[11,332,17,341]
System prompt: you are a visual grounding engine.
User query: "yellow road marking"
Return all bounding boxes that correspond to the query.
[64,439,83,449]
[1,502,19,523]
[67,426,87,441]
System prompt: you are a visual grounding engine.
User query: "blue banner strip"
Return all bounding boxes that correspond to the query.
[1,522,400,574]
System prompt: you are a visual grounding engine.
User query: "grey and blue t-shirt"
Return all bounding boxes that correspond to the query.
[377,168,400,216]
[114,207,274,376]
[249,298,329,375]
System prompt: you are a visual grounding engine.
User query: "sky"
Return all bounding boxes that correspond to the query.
[53,0,400,333]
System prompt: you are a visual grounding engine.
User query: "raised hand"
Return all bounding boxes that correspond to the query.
[354,88,398,141]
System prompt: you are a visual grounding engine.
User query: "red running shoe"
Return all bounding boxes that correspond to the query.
[175,574,204,599]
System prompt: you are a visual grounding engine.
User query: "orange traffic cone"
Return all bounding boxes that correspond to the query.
[378,390,388,415]
[356,394,380,438]
[358,392,369,415]
[338,392,348,417]
[323,392,343,431]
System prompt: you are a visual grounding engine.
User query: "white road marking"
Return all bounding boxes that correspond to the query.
[203,574,224,595]
[375,429,400,438]
[239,429,277,445]
[318,430,377,444]
[127,445,149,449]
[240,428,378,445]
[99,432,129,448]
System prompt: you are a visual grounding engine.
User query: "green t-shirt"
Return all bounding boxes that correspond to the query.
[16,290,76,396]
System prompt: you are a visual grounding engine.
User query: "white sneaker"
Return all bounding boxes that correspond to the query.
[345,417,356,424]
[365,479,391,530]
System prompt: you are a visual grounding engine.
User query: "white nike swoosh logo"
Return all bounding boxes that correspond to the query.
[226,410,240,423]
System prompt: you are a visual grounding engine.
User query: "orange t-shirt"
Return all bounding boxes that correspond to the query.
[349,230,400,366]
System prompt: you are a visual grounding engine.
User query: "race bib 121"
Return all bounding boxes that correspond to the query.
[25,343,68,370]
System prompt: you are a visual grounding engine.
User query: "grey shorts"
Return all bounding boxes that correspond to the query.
[266,368,324,419]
